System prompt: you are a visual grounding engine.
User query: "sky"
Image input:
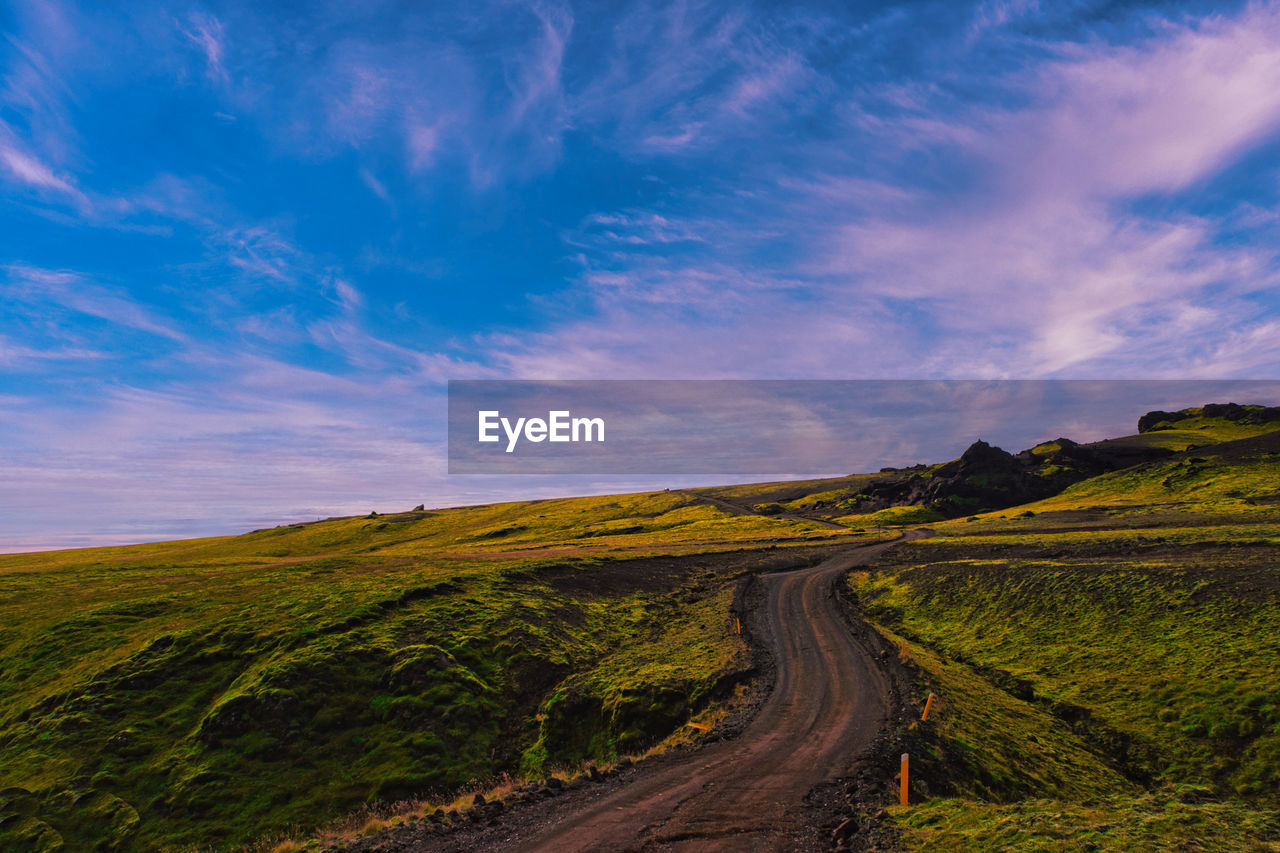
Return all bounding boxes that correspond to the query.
[2,0,1280,551]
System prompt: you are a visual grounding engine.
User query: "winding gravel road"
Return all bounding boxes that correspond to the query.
[508,535,915,852]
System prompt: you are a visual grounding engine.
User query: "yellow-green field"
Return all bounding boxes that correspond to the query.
[0,492,851,851]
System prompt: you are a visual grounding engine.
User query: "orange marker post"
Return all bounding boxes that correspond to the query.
[899,753,909,807]
[921,692,937,721]
[736,618,741,635]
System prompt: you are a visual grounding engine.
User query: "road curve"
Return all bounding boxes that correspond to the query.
[510,535,913,853]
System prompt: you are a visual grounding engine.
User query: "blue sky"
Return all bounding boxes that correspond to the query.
[2,0,1280,550]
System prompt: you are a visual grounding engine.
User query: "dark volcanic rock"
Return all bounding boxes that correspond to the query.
[917,440,1044,514]
[1138,409,1183,433]
[842,434,1174,519]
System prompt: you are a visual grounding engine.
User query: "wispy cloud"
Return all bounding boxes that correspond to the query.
[571,211,710,249]
[178,12,229,85]
[567,2,823,155]
[456,2,1280,384]
[504,1,572,129]
[989,5,1280,198]
[0,144,76,194]
[5,265,189,343]
[809,5,1280,375]
[220,226,302,284]
[0,333,105,365]
[966,0,1042,43]
[405,122,442,173]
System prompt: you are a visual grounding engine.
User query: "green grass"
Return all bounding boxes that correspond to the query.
[836,506,947,527]
[863,550,1280,793]
[1016,452,1280,516]
[0,491,846,851]
[895,795,1280,852]
[868,624,1130,802]
[877,633,1279,850]
[851,435,1280,850]
[522,585,747,771]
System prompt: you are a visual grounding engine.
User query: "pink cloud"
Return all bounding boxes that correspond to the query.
[992,5,1280,198]
[803,5,1280,375]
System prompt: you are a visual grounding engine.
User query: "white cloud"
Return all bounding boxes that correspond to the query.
[0,144,76,193]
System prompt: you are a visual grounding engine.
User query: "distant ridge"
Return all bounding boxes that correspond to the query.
[1138,402,1280,433]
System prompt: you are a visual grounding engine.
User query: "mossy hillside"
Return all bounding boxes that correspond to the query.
[695,473,886,505]
[846,433,1280,849]
[894,795,1280,852]
[0,493,836,851]
[860,541,1280,796]
[917,427,1280,541]
[860,622,1130,803]
[1093,428,1255,452]
[1080,409,1280,456]
[1,558,619,850]
[910,521,1280,551]
[877,639,1277,848]
[525,586,747,769]
[835,506,947,527]
[0,489,844,580]
[706,472,939,521]
[851,451,1279,849]
[0,490,835,759]
[1137,403,1280,438]
[1009,442,1280,516]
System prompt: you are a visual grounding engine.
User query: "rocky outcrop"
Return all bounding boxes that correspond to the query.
[841,436,1171,519]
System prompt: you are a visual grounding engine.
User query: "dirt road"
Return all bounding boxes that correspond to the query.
[503,535,914,852]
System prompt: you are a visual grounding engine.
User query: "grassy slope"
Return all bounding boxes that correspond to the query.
[0,492,854,851]
[698,472,926,522]
[1094,412,1280,451]
[852,429,1280,850]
